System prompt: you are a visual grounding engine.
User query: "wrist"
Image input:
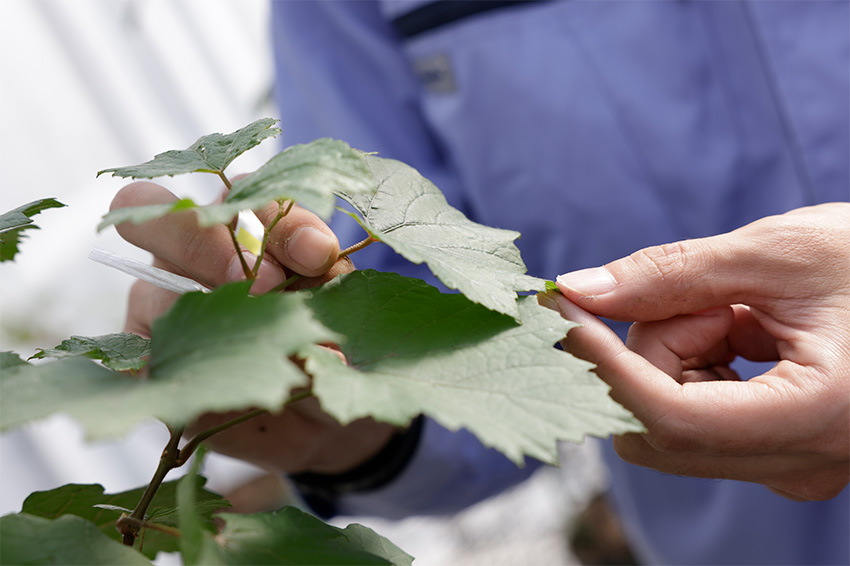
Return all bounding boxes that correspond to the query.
[289,416,424,518]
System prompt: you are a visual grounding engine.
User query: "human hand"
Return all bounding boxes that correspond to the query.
[110,181,395,474]
[543,203,850,501]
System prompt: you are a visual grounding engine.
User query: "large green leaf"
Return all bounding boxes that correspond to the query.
[303,270,642,465]
[336,156,545,317]
[0,198,66,261]
[97,118,280,179]
[177,446,412,566]
[21,479,229,560]
[31,333,151,372]
[0,283,339,438]
[0,513,151,565]
[182,508,413,566]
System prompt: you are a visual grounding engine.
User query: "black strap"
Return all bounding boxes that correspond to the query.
[392,0,554,40]
[289,416,424,519]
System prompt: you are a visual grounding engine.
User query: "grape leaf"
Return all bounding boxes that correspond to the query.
[31,333,151,372]
[0,514,151,565]
[178,446,211,566]
[1,351,28,369]
[336,156,545,317]
[96,198,199,232]
[177,446,411,566]
[303,270,642,465]
[21,479,229,560]
[97,139,375,231]
[0,283,339,438]
[96,118,280,179]
[183,508,413,565]
[0,198,66,262]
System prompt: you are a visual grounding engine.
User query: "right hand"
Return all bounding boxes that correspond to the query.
[111,180,396,474]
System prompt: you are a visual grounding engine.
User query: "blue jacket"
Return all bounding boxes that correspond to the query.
[270,1,850,564]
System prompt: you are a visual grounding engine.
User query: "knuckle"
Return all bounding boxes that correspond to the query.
[644,410,702,454]
[629,241,695,287]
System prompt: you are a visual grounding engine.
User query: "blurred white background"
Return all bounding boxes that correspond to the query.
[0,2,603,564]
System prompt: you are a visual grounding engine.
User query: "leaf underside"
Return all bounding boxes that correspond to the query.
[0,198,66,262]
[31,333,151,371]
[97,138,375,231]
[97,118,280,179]
[304,270,642,465]
[336,156,545,317]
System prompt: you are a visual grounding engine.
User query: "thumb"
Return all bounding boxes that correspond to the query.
[556,233,764,321]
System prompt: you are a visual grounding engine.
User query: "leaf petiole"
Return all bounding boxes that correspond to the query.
[251,200,293,278]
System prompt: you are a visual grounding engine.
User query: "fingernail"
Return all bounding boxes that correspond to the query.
[536,291,560,312]
[228,253,285,294]
[287,227,336,274]
[557,267,617,297]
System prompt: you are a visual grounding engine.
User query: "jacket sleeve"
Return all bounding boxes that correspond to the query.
[270,0,540,518]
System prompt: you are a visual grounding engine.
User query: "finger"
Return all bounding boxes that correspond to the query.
[540,293,830,458]
[537,291,678,425]
[110,182,285,292]
[625,307,736,381]
[613,433,849,501]
[124,279,180,338]
[555,211,831,321]
[254,201,340,277]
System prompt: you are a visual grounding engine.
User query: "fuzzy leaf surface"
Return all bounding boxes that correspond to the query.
[304,270,642,465]
[97,118,280,179]
[0,198,65,261]
[0,514,151,565]
[336,156,545,317]
[21,479,228,560]
[31,333,151,371]
[0,283,338,438]
[210,138,376,222]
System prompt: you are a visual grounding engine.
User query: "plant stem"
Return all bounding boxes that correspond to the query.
[116,516,182,538]
[121,426,184,546]
[339,235,377,259]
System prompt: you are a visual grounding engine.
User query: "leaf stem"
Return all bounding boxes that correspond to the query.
[178,409,268,464]
[251,200,293,278]
[121,426,184,546]
[269,273,303,293]
[217,171,233,191]
[339,236,377,260]
[228,225,253,280]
